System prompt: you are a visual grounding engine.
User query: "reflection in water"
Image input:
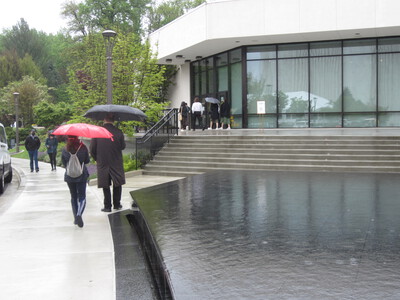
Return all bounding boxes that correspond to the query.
[131,171,400,299]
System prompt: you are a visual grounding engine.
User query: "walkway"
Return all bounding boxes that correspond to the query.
[0,158,181,300]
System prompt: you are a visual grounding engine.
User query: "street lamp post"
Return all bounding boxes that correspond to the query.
[102,30,117,104]
[13,92,20,152]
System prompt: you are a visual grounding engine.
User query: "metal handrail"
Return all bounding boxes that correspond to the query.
[135,108,179,169]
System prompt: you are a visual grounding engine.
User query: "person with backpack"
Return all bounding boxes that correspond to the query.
[61,135,90,228]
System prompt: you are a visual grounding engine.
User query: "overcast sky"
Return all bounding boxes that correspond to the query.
[0,0,73,34]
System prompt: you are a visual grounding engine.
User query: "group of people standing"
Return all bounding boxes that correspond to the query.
[23,115,125,229]
[179,97,231,131]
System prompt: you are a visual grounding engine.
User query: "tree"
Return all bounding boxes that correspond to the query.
[62,0,152,37]
[67,32,167,126]
[33,100,74,128]
[0,76,50,126]
[1,19,70,91]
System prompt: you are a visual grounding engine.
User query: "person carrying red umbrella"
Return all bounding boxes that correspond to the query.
[53,123,114,227]
[61,136,90,228]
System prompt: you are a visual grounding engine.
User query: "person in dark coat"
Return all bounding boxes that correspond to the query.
[179,101,190,131]
[45,132,59,171]
[208,103,220,129]
[24,129,41,172]
[61,136,90,228]
[90,113,126,212]
[220,98,231,129]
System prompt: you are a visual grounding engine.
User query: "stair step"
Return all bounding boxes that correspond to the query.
[142,135,400,176]
[144,163,400,174]
[149,158,400,167]
[157,151,400,161]
[161,147,400,155]
[154,156,400,166]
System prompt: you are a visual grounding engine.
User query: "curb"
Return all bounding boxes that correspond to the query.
[11,164,27,189]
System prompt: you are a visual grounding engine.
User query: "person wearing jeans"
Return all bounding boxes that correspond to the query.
[24,129,41,172]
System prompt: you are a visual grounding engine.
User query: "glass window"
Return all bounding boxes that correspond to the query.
[218,66,228,92]
[208,69,214,94]
[0,127,6,144]
[310,41,342,56]
[231,115,242,128]
[278,114,308,128]
[378,53,400,111]
[230,49,242,63]
[201,71,207,95]
[343,39,376,54]
[344,113,376,127]
[194,73,200,96]
[278,43,308,58]
[247,60,276,114]
[310,56,342,112]
[207,57,214,69]
[343,55,376,112]
[192,61,200,73]
[278,58,308,113]
[378,112,400,126]
[216,53,228,67]
[310,114,342,127]
[248,115,277,128]
[378,37,400,52]
[231,63,242,114]
[247,45,276,60]
[200,59,209,71]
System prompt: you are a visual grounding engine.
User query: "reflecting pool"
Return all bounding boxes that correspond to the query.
[131,170,400,299]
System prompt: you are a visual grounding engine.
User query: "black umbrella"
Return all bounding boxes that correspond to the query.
[205,97,220,104]
[84,104,147,122]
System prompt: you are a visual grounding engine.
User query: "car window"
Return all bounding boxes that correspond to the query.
[0,125,6,144]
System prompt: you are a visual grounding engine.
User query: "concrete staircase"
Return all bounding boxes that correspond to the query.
[142,135,400,177]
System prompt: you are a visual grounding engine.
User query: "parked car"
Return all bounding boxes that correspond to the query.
[0,123,12,194]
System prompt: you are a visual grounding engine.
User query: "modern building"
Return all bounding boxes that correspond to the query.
[149,0,400,129]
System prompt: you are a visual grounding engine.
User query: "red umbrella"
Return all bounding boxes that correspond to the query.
[52,123,113,139]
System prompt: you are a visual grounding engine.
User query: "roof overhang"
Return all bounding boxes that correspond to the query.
[149,0,400,65]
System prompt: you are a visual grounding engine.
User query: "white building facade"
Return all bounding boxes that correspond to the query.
[149,0,400,128]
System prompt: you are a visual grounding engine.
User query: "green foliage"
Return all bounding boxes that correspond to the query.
[33,100,74,128]
[67,32,169,128]
[0,76,50,126]
[123,151,152,171]
[0,0,200,133]
[62,0,152,36]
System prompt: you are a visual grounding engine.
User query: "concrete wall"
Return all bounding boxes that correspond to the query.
[167,64,192,109]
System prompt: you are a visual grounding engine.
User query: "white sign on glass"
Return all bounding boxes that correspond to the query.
[257,101,265,114]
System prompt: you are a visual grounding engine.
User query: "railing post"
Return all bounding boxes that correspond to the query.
[135,138,138,170]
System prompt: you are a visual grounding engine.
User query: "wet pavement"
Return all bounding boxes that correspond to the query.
[0,158,181,300]
[131,170,400,299]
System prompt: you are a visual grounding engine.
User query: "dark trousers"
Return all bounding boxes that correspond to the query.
[48,152,57,169]
[103,185,122,209]
[67,182,87,219]
[192,111,203,130]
